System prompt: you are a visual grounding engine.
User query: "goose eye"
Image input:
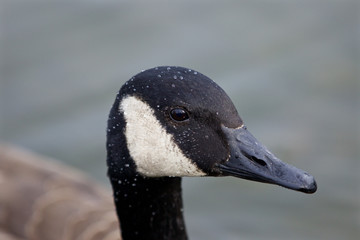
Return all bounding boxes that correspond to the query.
[170,108,189,122]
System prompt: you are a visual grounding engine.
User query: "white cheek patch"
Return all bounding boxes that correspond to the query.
[119,96,206,177]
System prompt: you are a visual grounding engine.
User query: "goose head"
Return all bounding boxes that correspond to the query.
[107,66,316,193]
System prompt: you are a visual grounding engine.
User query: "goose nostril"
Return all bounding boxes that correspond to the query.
[240,150,267,167]
[249,156,267,167]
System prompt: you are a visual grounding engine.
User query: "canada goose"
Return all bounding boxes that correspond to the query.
[0,145,120,240]
[107,66,317,240]
[0,66,316,240]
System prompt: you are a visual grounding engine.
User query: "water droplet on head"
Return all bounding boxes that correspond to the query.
[157,74,161,78]
[171,83,176,88]
[173,75,177,79]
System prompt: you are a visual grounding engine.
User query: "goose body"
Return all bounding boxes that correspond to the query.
[0,145,120,240]
[106,66,317,240]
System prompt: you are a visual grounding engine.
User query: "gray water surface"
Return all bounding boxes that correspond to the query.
[1,1,359,239]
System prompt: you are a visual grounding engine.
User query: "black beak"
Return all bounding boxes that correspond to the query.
[218,125,317,194]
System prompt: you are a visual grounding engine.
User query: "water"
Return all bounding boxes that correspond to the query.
[1,1,358,239]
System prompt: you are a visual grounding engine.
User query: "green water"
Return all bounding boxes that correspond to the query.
[1,1,359,239]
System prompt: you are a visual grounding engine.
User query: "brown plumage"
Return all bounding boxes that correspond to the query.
[0,144,121,240]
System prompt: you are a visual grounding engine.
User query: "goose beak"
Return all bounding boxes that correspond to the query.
[218,125,317,194]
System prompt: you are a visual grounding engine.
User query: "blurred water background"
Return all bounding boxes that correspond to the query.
[0,1,359,240]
